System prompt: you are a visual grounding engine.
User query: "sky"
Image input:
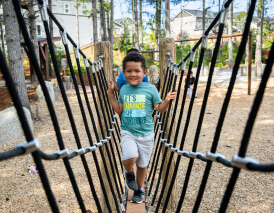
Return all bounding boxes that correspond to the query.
[113,0,274,25]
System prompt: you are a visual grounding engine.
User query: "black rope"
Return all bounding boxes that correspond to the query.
[96,64,125,195]
[148,63,173,182]
[193,0,256,211]
[98,64,124,173]
[148,63,172,182]
[219,29,274,212]
[0,26,59,213]
[147,64,175,197]
[160,44,206,212]
[149,66,179,208]
[91,64,124,207]
[48,7,121,211]
[100,64,122,136]
[38,1,102,211]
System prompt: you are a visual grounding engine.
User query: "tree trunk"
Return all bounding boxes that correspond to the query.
[28,0,39,88]
[228,2,233,69]
[165,0,170,38]
[100,0,107,41]
[202,0,205,33]
[110,0,113,46]
[255,0,262,64]
[132,0,135,47]
[134,0,139,49]
[92,0,98,44]
[245,0,251,65]
[48,0,53,37]
[107,6,110,41]
[261,0,264,48]
[0,22,5,60]
[3,0,30,111]
[155,0,161,59]
[139,0,143,50]
[75,0,80,46]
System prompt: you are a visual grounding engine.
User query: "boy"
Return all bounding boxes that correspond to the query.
[107,52,176,203]
[113,48,149,91]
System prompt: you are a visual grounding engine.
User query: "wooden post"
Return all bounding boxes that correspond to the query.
[94,41,116,212]
[44,44,49,81]
[248,31,252,95]
[159,38,177,211]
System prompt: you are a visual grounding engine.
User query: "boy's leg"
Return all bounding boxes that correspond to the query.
[136,166,147,188]
[123,157,138,191]
[131,165,146,203]
[123,157,137,173]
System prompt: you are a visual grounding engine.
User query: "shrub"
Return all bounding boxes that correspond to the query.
[23,60,29,65]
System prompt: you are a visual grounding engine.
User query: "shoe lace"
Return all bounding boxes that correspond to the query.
[134,189,144,197]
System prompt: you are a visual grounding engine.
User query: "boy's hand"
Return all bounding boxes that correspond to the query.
[165,90,177,102]
[108,80,115,93]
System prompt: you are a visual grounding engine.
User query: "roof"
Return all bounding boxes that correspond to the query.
[21,37,61,45]
[172,9,217,20]
[113,21,123,28]
[114,18,132,25]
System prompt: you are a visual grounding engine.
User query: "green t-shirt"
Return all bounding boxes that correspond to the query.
[118,83,162,136]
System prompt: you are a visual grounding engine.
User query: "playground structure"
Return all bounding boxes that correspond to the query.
[0,0,274,212]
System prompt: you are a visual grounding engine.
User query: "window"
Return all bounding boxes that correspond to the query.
[37,24,42,36]
[64,3,70,14]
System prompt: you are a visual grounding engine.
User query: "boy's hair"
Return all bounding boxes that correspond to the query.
[123,52,146,72]
[126,48,139,54]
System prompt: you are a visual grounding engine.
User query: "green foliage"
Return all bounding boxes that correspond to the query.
[176,40,250,69]
[233,12,247,32]
[53,45,67,72]
[23,60,29,65]
[72,59,87,75]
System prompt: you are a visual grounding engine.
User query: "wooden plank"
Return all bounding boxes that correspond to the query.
[126,166,147,213]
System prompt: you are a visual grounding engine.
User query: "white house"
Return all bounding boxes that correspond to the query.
[170,9,218,38]
[34,0,94,47]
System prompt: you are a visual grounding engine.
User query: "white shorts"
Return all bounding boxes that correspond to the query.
[120,129,154,168]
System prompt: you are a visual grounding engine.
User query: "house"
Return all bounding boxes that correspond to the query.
[170,9,218,38]
[170,9,269,39]
[34,0,94,47]
[114,18,133,36]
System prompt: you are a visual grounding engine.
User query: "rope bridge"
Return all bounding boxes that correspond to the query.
[0,0,273,212]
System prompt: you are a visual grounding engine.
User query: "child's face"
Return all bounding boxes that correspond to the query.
[124,61,146,86]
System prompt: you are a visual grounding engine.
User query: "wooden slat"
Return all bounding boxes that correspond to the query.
[126,166,147,213]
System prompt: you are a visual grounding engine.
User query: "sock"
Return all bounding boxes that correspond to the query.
[138,188,143,191]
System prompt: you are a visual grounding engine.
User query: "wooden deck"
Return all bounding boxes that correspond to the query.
[126,188,146,213]
[125,166,147,213]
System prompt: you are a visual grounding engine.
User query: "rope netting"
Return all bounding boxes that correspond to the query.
[0,0,273,212]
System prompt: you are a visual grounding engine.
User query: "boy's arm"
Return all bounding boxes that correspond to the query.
[154,90,177,113]
[107,80,123,115]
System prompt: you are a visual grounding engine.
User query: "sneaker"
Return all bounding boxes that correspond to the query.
[131,188,144,203]
[125,171,138,191]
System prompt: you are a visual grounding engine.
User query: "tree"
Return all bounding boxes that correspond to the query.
[100,0,107,41]
[75,0,80,46]
[155,0,161,52]
[227,2,233,69]
[92,0,98,44]
[139,0,143,50]
[255,0,262,64]
[110,0,113,46]
[134,0,139,49]
[21,0,40,87]
[165,0,170,37]
[3,0,30,111]
[245,0,250,65]
[0,21,5,60]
